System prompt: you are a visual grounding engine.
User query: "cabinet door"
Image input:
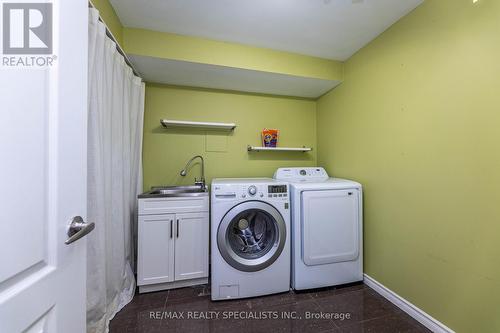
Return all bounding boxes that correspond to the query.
[138,214,175,285]
[174,212,209,281]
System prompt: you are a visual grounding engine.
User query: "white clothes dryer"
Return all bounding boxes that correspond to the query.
[274,168,363,290]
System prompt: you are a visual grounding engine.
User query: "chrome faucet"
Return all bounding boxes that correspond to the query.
[180,155,205,189]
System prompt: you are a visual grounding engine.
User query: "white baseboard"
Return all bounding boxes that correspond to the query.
[363,274,455,333]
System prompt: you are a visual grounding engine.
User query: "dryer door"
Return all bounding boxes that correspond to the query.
[217,201,286,272]
[301,189,360,266]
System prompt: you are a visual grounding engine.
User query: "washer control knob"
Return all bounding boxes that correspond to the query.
[300,169,307,176]
[260,193,264,198]
[248,185,257,196]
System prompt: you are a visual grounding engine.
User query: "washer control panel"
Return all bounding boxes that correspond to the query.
[238,184,288,199]
[213,182,288,201]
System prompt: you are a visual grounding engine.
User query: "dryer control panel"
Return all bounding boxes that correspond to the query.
[274,167,329,181]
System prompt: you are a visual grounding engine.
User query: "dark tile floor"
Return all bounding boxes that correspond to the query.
[110,283,431,333]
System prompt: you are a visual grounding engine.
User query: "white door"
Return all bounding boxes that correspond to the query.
[138,214,176,285]
[0,1,89,332]
[175,212,209,281]
[301,189,360,266]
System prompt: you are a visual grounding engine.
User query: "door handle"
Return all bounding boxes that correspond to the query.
[65,216,95,245]
[170,220,173,238]
[176,219,179,238]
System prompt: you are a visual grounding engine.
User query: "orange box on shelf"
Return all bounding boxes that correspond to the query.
[261,129,279,147]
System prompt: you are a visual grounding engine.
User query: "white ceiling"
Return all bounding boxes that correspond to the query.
[130,55,341,98]
[110,0,423,61]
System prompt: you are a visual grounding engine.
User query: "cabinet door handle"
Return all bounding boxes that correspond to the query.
[176,219,179,238]
[170,220,173,239]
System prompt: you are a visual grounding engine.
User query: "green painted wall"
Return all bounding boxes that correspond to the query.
[143,84,317,190]
[317,1,500,332]
[91,0,123,44]
[123,28,343,82]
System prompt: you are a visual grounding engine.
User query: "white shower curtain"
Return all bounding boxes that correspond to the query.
[87,8,145,333]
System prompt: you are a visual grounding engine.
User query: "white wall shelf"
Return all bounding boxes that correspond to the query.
[247,145,312,152]
[160,119,236,131]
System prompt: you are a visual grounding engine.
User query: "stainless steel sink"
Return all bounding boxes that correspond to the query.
[139,185,208,198]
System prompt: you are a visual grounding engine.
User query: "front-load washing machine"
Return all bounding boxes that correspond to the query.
[274,167,363,290]
[211,178,290,300]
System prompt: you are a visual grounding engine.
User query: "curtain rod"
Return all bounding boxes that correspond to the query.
[88,0,142,79]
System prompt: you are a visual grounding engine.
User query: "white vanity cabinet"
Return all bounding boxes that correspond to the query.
[137,195,209,293]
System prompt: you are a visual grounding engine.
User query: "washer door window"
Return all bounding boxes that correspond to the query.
[218,201,286,272]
